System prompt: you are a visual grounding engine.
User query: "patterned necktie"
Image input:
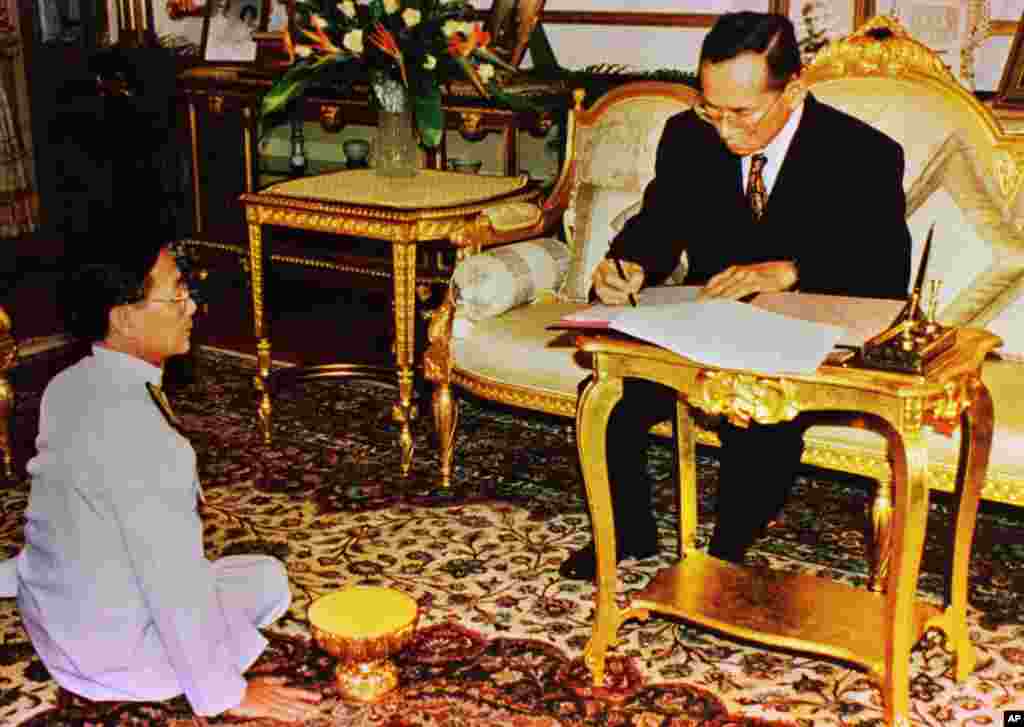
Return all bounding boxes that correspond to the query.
[746,153,768,220]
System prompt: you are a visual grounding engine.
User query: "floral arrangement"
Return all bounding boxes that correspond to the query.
[261,0,523,147]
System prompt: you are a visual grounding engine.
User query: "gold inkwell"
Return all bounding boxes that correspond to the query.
[859,225,956,374]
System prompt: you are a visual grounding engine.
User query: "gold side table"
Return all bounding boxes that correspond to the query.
[575,328,1001,727]
[0,306,15,479]
[239,169,541,474]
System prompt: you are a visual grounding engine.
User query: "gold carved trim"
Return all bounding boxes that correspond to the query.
[994,148,1024,201]
[801,440,1024,506]
[450,370,577,419]
[803,16,958,86]
[244,188,538,227]
[689,371,802,427]
[0,307,15,372]
[320,104,344,133]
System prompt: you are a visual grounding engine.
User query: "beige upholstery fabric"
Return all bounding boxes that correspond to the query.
[559,185,644,301]
[811,78,1024,355]
[452,301,593,396]
[453,238,570,322]
[559,96,697,302]
[905,133,1024,331]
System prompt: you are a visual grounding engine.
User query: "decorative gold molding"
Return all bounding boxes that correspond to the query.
[689,371,801,427]
[319,104,344,133]
[803,15,958,85]
[459,111,483,135]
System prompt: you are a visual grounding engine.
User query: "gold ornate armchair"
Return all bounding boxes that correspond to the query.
[0,305,15,479]
[426,18,1024,532]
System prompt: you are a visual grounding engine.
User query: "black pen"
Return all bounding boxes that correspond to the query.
[613,259,639,307]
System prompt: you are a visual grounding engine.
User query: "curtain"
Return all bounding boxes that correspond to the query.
[0,2,39,238]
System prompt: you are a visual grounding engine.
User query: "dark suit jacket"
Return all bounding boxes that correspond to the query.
[608,94,912,299]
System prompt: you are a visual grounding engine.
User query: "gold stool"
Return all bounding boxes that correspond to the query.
[308,586,419,702]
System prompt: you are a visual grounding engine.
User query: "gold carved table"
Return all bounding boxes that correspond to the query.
[575,328,1001,727]
[239,169,541,472]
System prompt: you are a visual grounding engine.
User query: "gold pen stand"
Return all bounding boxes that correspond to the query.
[859,320,957,374]
[308,586,419,702]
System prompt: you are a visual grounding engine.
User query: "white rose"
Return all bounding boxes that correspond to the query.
[477,63,494,83]
[383,0,399,13]
[442,20,459,37]
[401,8,420,27]
[311,14,328,28]
[337,1,356,18]
[422,54,436,70]
[343,29,364,54]
[296,45,313,57]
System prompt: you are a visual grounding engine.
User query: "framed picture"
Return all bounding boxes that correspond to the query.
[995,11,1024,107]
[201,0,268,63]
[788,1,860,61]
[485,0,547,68]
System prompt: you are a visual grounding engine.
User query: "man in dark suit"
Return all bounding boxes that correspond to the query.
[560,12,912,580]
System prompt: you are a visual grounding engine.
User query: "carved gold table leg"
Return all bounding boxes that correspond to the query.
[578,372,650,685]
[881,419,931,727]
[432,382,457,488]
[942,380,991,681]
[391,242,418,475]
[247,218,273,444]
[675,398,698,557]
[0,307,15,480]
[870,473,893,592]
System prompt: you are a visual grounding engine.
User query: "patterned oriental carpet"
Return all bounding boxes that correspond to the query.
[1,346,1023,727]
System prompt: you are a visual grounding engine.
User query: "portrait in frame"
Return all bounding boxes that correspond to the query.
[201,0,269,62]
[995,10,1024,107]
[484,0,547,68]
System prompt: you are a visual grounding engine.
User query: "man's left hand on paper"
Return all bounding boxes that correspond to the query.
[699,261,797,300]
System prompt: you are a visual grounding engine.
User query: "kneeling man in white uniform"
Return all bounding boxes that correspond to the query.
[1,243,320,721]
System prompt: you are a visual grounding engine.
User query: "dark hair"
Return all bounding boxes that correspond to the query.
[239,4,257,21]
[61,242,165,343]
[699,12,802,90]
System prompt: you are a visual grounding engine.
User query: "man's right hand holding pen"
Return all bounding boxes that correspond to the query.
[592,258,645,306]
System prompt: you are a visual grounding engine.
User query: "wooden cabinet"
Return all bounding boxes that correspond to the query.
[178,64,567,257]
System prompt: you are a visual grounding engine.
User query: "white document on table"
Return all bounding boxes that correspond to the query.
[609,298,845,375]
[558,286,702,327]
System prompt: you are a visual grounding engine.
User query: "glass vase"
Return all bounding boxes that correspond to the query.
[374,85,419,178]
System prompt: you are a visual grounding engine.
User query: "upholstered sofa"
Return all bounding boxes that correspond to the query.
[424,17,1024,523]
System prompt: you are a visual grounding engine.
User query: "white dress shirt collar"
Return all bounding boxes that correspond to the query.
[92,344,164,387]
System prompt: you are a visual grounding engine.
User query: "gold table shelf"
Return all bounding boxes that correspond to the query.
[575,328,1001,727]
[239,169,541,473]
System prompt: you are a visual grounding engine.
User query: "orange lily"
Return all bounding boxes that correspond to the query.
[447,26,491,58]
[300,22,341,55]
[369,23,408,87]
[447,23,518,77]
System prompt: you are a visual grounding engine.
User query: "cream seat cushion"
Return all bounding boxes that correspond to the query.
[452,301,592,396]
[803,357,1024,494]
